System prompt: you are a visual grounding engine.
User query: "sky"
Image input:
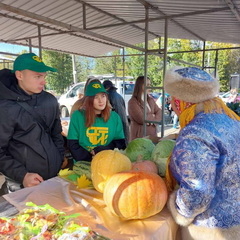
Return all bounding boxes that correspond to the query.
[0,42,38,59]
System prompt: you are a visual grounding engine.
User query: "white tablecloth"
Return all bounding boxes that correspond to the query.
[3,177,180,240]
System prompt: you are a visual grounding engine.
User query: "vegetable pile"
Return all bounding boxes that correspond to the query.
[89,138,176,220]
[0,202,109,240]
[57,137,176,221]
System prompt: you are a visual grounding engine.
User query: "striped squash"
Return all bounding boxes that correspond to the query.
[73,161,91,180]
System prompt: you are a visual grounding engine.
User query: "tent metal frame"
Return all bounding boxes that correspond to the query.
[1,0,240,137]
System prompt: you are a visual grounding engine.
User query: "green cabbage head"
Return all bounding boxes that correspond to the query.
[125,138,155,162]
[151,139,176,177]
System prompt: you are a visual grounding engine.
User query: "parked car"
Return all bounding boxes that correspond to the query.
[219,91,240,103]
[149,92,161,101]
[58,82,86,118]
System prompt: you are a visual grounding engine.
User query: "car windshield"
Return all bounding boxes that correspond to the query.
[67,84,84,98]
[121,83,135,95]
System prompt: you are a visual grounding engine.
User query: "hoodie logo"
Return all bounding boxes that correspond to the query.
[32,56,43,63]
[92,83,101,89]
[86,127,108,145]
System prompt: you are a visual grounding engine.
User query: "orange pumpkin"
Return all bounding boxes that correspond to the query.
[131,160,158,174]
[103,171,168,219]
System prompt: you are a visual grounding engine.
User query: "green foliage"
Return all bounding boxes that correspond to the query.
[75,56,93,82]
[39,39,239,95]
[94,49,123,76]
[213,43,232,91]
[168,39,202,67]
[124,43,145,78]
[204,42,239,92]
[147,54,164,87]
[42,50,73,94]
[126,40,239,92]
[229,48,240,74]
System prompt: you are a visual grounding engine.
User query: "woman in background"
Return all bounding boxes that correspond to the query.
[128,76,162,141]
[67,80,126,162]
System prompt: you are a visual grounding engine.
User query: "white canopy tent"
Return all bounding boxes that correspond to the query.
[0,0,239,57]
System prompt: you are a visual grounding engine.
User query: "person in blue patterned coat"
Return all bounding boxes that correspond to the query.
[164,67,240,240]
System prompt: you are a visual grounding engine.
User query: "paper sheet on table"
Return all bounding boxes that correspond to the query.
[4,177,179,240]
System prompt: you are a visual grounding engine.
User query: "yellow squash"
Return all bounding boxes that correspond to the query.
[91,150,132,193]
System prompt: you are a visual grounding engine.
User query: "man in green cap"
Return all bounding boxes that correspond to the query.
[0,53,64,194]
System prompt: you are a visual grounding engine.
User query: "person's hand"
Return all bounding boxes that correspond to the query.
[23,173,44,188]
[90,150,96,156]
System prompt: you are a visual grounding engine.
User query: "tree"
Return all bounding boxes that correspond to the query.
[42,50,73,94]
[94,49,123,76]
[228,48,240,75]
[124,43,145,78]
[75,56,94,82]
[207,42,234,92]
[167,39,202,68]
[72,39,240,93]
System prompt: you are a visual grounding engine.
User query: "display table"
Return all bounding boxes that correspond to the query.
[1,177,180,240]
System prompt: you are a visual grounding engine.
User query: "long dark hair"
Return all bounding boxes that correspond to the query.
[132,76,149,103]
[83,93,111,127]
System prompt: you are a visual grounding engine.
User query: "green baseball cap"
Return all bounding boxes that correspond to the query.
[13,53,57,72]
[85,81,107,96]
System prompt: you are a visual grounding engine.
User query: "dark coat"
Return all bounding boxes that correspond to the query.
[107,87,130,144]
[0,69,64,184]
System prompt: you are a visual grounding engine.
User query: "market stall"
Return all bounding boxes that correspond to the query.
[1,176,180,240]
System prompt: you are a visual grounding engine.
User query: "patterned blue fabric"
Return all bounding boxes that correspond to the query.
[175,67,214,82]
[170,112,240,228]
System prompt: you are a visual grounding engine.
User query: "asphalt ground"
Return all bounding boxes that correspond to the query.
[162,123,180,137]
[157,112,180,138]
